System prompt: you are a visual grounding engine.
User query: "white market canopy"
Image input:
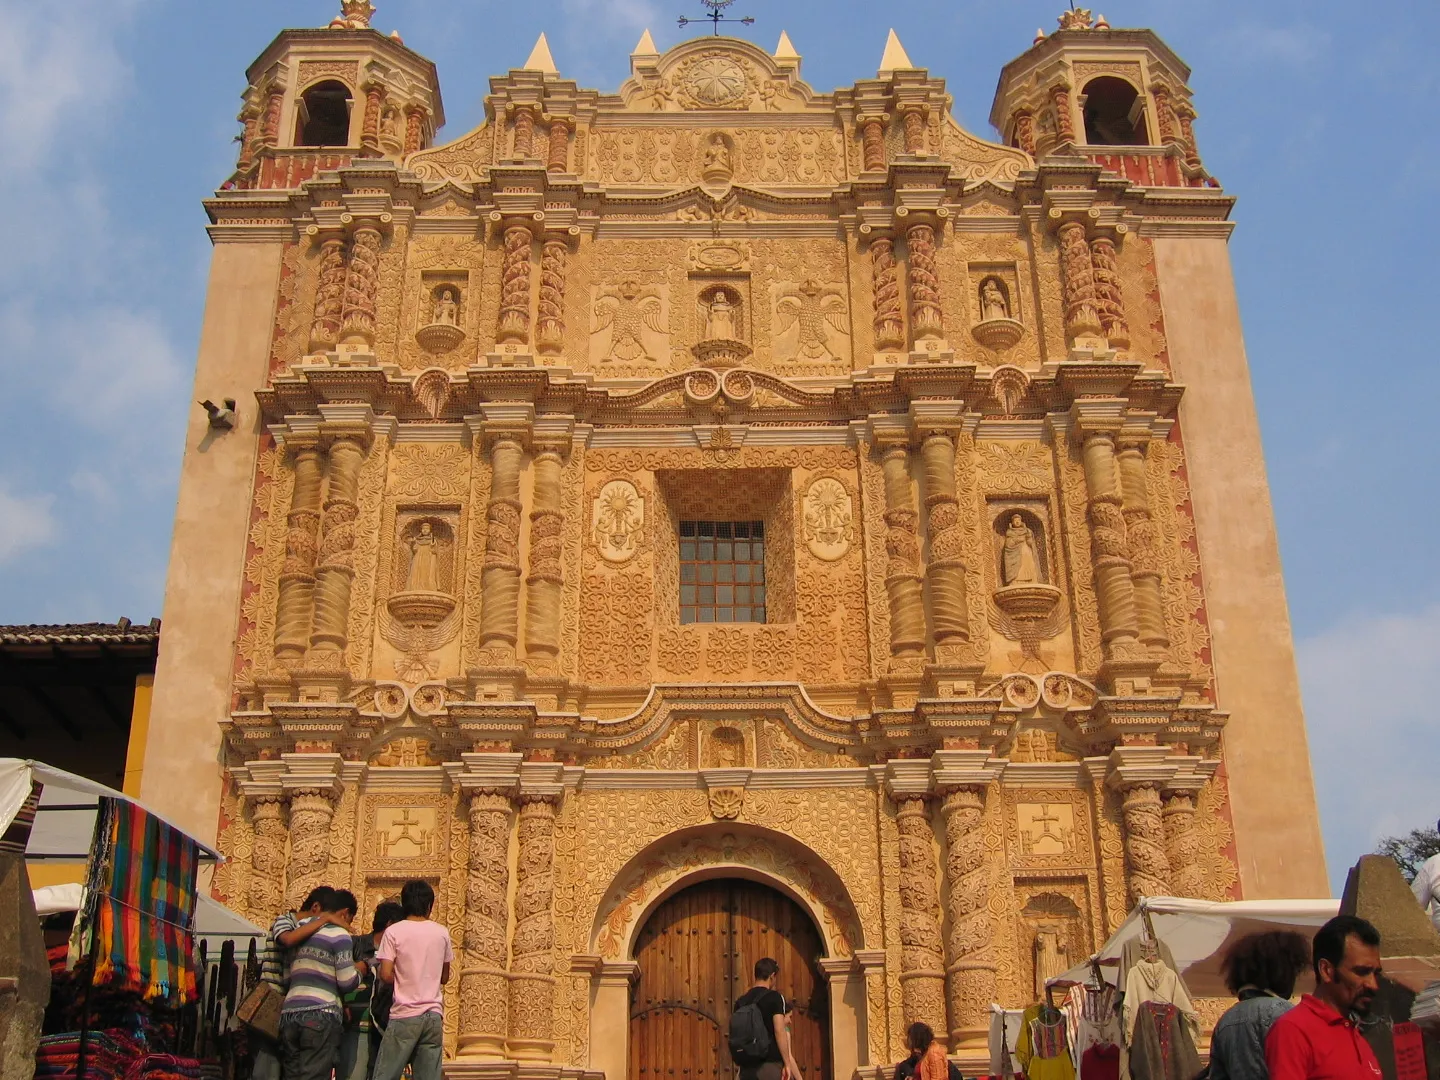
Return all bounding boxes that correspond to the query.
[33,882,263,948]
[1053,895,1340,999]
[0,757,223,862]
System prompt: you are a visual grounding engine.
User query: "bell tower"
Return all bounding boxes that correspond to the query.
[990,7,1208,187]
[230,1,444,190]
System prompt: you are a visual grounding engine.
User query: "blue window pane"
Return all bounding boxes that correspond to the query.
[754,585,766,603]
[716,541,732,560]
[699,541,714,560]
[681,564,697,583]
[698,609,714,622]
[699,586,715,604]
[699,564,715,583]
[681,607,696,623]
[717,564,734,583]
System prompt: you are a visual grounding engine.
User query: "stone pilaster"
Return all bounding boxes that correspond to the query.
[1089,234,1130,350]
[1175,100,1200,167]
[904,222,944,343]
[1117,434,1168,654]
[340,217,387,348]
[534,237,568,356]
[307,229,348,353]
[496,221,534,345]
[1055,218,1103,343]
[524,421,572,667]
[260,83,284,150]
[1073,409,1141,658]
[508,763,563,1062]
[868,235,906,353]
[933,750,1003,1052]
[308,425,372,661]
[447,753,522,1060]
[1150,84,1179,145]
[870,419,926,667]
[885,762,946,1039]
[859,114,888,172]
[274,438,325,661]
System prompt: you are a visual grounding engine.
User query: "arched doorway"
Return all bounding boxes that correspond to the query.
[628,878,831,1080]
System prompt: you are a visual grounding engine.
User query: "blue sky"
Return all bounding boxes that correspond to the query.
[0,0,1434,894]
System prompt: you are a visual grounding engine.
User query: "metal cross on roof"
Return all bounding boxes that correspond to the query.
[678,0,755,36]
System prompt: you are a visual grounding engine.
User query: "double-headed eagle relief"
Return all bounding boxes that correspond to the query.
[774,280,850,363]
[591,279,668,363]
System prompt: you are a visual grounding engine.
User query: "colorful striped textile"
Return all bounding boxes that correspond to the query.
[90,798,201,1005]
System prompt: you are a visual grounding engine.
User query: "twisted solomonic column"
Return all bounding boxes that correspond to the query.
[496,222,534,345]
[1056,218,1103,343]
[511,105,537,159]
[940,785,995,1049]
[545,117,572,173]
[524,437,568,665]
[1089,235,1130,350]
[284,786,338,909]
[899,105,927,154]
[308,429,371,661]
[245,793,287,923]
[905,221,944,343]
[260,84,284,150]
[895,797,947,1036]
[359,81,385,158]
[307,230,348,352]
[457,789,513,1058]
[1078,426,1140,655]
[1049,82,1076,144]
[918,431,970,646]
[339,218,385,348]
[878,442,927,665]
[859,114,888,172]
[1117,438,1169,654]
[534,238,568,356]
[509,795,559,1061]
[274,438,325,662]
[1117,781,1172,904]
[869,235,906,352]
[1013,109,1037,156]
[1162,789,1204,898]
[479,431,526,660]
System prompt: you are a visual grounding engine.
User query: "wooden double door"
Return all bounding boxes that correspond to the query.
[629,878,831,1080]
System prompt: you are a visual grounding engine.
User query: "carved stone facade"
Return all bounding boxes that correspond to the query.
[172,14,1321,1080]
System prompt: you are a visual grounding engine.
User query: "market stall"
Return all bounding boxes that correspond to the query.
[986,895,1341,1080]
[1,758,263,1080]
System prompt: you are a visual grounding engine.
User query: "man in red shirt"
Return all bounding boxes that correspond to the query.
[1265,915,1383,1080]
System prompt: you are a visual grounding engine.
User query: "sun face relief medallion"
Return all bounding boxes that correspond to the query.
[681,55,749,108]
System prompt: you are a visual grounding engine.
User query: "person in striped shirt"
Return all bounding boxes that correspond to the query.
[253,887,351,1080]
[279,889,360,1080]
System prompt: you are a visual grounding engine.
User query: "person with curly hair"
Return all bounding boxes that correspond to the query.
[1210,930,1311,1080]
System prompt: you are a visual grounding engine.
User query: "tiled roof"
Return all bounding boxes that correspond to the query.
[0,618,161,646]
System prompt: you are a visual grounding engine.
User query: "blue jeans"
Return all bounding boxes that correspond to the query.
[337,1025,374,1080]
[370,1012,443,1080]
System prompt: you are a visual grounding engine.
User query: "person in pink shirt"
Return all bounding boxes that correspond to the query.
[370,880,453,1080]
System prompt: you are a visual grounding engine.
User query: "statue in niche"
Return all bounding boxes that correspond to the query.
[1001,514,1042,585]
[1033,923,1070,997]
[406,522,441,592]
[705,727,746,769]
[980,278,1010,322]
[433,287,459,327]
[703,290,738,340]
[380,106,401,143]
[702,133,731,173]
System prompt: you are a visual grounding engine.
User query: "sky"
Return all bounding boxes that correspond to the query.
[0,0,1434,895]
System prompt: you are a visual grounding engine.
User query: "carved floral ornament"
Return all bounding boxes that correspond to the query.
[592,478,644,563]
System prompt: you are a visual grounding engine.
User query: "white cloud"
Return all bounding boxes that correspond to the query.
[1297,605,1440,890]
[0,484,57,564]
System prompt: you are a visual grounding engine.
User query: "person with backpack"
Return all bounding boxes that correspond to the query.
[729,957,804,1080]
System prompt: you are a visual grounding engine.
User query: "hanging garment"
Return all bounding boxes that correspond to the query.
[1066,984,1122,1079]
[1128,1003,1202,1080]
[1122,959,1198,1045]
[1016,1004,1077,1080]
[89,797,202,1005]
[1081,1043,1121,1080]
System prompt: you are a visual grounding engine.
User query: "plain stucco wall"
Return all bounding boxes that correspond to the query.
[1152,235,1329,898]
[139,240,283,845]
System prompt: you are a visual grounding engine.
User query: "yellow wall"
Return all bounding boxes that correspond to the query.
[123,673,153,797]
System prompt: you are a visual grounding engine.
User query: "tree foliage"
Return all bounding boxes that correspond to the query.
[1376,826,1440,881]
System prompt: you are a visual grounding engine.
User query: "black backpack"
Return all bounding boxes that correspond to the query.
[728,993,778,1066]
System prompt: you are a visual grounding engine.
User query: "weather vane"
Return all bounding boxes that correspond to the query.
[678,0,755,36]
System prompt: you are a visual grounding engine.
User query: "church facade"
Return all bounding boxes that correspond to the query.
[138,4,1328,1076]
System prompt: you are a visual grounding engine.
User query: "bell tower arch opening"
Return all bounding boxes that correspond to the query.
[628,877,831,1080]
[1081,76,1147,146]
[294,80,354,147]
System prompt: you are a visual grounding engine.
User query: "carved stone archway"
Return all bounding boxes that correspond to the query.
[580,824,877,1080]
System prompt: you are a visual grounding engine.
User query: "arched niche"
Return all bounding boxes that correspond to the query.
[294,80,353,147]
[1081,76,1148,146]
